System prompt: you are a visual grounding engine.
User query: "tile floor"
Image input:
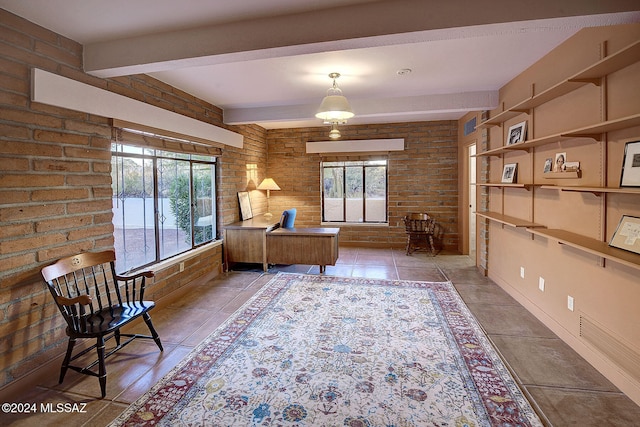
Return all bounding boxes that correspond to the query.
[2,247,639,426]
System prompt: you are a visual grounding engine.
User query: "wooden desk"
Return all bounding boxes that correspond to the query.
[267,227,340,273]
[223,217,280,272]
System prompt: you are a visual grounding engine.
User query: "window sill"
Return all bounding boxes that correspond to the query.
[146,239,223,273]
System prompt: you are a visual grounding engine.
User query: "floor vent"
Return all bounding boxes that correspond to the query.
[580,315,640,383]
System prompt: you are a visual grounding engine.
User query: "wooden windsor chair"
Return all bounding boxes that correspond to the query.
[402,213,441,256]
[41,250,163,398]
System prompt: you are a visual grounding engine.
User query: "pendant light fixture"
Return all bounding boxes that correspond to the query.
[316,72,353,139]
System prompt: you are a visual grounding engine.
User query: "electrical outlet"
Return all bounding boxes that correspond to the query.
[538,277,545,292]
[520,267,525,279]
[567,295,574,312]
[179,262,185,272]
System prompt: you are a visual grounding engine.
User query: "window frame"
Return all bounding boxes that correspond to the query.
[321,160,388,224]
[111,143,218,273]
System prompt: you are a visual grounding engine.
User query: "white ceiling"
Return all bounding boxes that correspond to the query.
[2,0,639,129]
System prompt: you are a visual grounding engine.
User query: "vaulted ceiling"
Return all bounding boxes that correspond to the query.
[2,0,639,129]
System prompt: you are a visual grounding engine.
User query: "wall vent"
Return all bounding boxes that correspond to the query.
[580,315,640,383]
[464,117,477,136]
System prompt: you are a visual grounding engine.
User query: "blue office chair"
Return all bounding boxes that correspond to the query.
[280,208,297,228]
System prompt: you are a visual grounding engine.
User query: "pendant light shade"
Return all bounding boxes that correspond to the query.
[315,72,354,122]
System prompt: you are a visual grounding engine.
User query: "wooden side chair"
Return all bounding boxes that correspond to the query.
[402,213,441,256]
[41,250,163,398]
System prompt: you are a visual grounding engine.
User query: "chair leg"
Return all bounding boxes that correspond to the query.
[96,336,107,398]
[59,338,76,384]
[114,329,121,346]
[143,312,163,351]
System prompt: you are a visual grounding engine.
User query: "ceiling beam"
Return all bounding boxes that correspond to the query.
[223,91,498,125]
[84,0,640,78]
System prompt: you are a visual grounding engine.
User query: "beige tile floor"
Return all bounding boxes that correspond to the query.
[2,247,639,426]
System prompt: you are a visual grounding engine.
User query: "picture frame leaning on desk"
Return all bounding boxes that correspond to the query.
[238,191,253,220]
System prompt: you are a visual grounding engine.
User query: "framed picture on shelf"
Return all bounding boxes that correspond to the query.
[543,158,553,173]
[501,163,517,183]
[620,140,640,187]
[507,121,527,145]
[237,191,253,220]
[609,215,640,255]
[554,152,566,172]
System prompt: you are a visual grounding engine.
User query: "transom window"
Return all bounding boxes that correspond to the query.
[321,160,388,223]
[111,143,217,273]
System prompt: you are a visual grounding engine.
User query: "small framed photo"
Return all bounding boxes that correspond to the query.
[237,191,253,220]
[501,163,518,183]
[609,215,640,255]
[543,158,553,173]
[507,121,527,145]
[620,140,640,187]
[554,152,567,172]
[565,161,580,171]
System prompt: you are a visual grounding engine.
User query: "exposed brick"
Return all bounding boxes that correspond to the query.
[0,203,66,222]
[0,173,65,188]
[32,159,90,173]
[0,140,63,157]
[0,157,29,171]
[0,222,33,239]
[31,188,89,201]
[0,122,30,140]
[35,214,93,233]
[65,174,111,187]
[64,145,111,160]
[0,232,67,255]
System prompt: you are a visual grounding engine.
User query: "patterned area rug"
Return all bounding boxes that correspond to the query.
[110,273,543,426]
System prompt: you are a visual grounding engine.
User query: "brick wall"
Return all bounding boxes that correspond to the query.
[0,10,266,390]
[265,121,459,250]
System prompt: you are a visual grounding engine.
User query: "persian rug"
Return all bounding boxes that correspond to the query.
[110,273,543,427]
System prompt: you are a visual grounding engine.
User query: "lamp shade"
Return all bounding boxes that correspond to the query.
[315,94,354,121]
[257,178,281,191]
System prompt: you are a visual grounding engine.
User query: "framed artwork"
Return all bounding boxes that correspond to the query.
[620,140,640,187]
[237,191,253,220]
[609,215,640,255]
[501,163,517,183]
[507,121,527,145]
[543,158,553,173]
[554,152,566,172]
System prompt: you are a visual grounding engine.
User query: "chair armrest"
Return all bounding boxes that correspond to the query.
[56,295,92,306]
[114,270,155,281]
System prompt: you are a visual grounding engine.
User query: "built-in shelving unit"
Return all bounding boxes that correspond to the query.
[475,39,640,270]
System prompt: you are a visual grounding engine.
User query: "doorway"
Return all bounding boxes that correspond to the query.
[468,144,477,259]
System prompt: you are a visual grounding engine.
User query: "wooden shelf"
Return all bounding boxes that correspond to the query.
[474,183,535,190]
[542,170,582,179]
[530,228,640,270]
[477,40,640,130]
[501,113,640,152]
[475,211,545,228]
[570,39,640,82]
[540,185,640,196]
[478,109,524,128]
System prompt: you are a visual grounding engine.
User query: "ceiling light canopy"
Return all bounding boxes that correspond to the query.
[315,72,354,122]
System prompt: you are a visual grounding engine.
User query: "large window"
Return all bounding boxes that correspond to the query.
[322,160,387,223]
[111,143,217,273]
